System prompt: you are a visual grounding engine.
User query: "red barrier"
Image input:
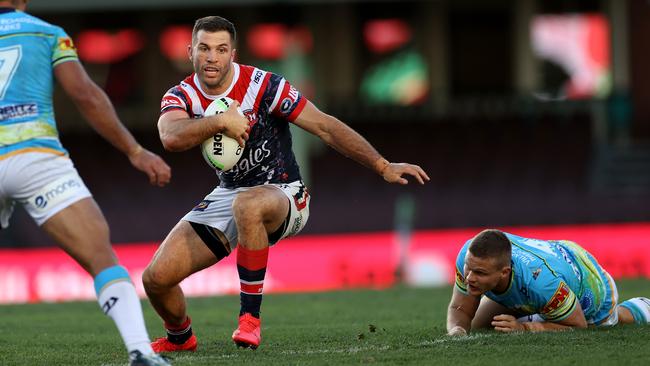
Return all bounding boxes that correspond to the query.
[1,223,649,304]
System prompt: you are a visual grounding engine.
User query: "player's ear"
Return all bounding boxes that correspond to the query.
[500,265,511,278]
[187,44,193,61]
[231,48,237,62]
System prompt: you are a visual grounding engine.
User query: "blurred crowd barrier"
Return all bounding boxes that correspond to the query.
[1,222,648,304]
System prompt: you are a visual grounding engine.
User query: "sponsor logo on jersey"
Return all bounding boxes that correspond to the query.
[532,268,542,280]
[253,70,263,84]
[542,281,571,314]
[580,292,593,311]
[287,85,299,101]
[57,37,76,51]
[230,140,272,174]
[242,109,258,125]
[289,215,303,236]
[161,97,182,109]
[0,103,38,121]
[33,178,81,210]
[192,200,214,212]
[292,185,309,211]
[279,98,292,114]
[279,85,300,114]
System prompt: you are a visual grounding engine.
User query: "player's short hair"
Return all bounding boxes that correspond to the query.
[192,16,237,45]
[468,229,511,268]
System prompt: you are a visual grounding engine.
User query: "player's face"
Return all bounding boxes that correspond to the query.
[463,253,511,296]
[190,30,236,94]
[14,0,28,11]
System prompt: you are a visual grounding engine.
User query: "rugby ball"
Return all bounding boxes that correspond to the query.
[201,97,245,171]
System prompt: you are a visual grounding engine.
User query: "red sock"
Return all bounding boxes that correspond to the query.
[237,246,269,318]
[165,316,192,344]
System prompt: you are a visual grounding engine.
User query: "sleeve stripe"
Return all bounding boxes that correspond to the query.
[52,55,78,66]
[268,78,286,112]
[287,97,307,122]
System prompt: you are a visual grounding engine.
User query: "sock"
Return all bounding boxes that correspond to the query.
[165,316,193,344]
[237,245,269,318]
[95,265,154,356]
[619,297,650,324]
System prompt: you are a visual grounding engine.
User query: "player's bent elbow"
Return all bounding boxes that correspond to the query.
[159,134,186,152]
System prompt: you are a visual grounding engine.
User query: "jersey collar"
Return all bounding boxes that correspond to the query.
[193,62,240,100]
[0,7,17,14]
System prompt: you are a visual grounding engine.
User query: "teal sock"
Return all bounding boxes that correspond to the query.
[619,297,650,324]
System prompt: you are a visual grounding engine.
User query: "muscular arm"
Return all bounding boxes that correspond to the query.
[293,101,429,184]
[54,61,171,186]
[157,104,249,152]
[446,287,481,335]
[54,61,140,155]
[492,302,588,333]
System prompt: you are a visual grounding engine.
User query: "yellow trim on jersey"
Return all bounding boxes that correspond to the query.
[0,147,67,161]
[0,121,58,145]
[454,267,467,293]
[511,241,559,277]
[0,32,54,40]
[595,273,618,325]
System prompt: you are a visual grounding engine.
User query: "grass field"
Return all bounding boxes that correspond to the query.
[0,280,649,365]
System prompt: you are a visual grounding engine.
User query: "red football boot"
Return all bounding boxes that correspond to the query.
[232,313,261,349]
[151,334,197,352]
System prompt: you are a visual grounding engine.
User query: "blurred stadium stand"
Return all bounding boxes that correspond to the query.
[3,0,649,247]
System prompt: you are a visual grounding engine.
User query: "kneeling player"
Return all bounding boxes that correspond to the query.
[447,229,650,335]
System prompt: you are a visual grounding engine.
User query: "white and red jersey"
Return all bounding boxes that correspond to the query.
[160,62,307,188]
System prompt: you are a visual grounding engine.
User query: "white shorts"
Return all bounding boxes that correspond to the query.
[182,180,310,248]
[0,152,92,228]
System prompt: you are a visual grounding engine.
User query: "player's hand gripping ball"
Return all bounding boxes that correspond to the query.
[201,97,245,171]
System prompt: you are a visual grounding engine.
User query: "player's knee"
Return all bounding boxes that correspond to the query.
[142,265,175,292]
[232,192,263,224]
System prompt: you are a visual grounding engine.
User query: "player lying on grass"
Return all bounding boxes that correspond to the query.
[447,229,650,335]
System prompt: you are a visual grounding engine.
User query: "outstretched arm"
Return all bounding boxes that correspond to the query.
[447,287,481,336]
[54,61,171,187]
[293,101,430,184]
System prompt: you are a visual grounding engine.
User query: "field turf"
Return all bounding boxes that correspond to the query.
[0,279,649,365]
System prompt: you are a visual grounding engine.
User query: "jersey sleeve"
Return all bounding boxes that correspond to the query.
[160,86,189,115]
[268,74,307,122]
[454,242,471,294]
[533,278,578,322]
[51,26,78,67]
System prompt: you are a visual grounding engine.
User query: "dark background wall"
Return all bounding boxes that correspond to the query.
[2,0,649,247]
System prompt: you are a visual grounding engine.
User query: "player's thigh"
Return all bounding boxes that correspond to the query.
[145,220,220,287]
[233,185,290,233]
[41,197,116,276]
[471,296,518,329]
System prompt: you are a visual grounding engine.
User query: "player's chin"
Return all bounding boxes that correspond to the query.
[467,284,483,296]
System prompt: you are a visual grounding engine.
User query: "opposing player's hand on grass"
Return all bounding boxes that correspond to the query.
[491,314,524,333]
[128,146,172,187]
[220,100,250,147]
[381,162,430,185]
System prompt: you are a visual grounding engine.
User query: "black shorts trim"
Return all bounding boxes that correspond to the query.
[189,222,231,260]
[268,207,291,245]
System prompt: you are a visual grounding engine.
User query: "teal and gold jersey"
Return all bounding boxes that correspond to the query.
[455,232,617,324]
[0,8,78,159]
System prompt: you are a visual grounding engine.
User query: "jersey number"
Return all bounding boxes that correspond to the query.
[0,45,22,100]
